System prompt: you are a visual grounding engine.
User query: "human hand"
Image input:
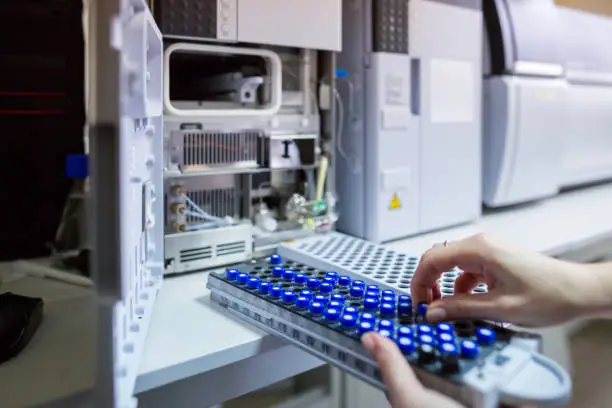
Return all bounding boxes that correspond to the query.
[411,233,609,327]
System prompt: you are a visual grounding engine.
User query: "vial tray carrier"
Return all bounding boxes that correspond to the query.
[207,233,571,408]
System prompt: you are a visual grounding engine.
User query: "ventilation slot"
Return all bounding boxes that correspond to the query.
[217,241,247,257]
[180,246,213,263]
[181,131,263,169]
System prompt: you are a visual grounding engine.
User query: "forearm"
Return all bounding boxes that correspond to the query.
[576,262,612,318]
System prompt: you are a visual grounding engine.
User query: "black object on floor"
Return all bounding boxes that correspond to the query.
[0,292,44,364]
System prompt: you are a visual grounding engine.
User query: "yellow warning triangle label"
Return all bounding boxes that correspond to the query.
[389,193,401,210]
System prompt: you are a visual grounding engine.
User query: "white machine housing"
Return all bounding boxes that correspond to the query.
[335,0,483,243]
[483,0,612,207]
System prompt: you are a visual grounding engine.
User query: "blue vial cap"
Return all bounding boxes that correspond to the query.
[294,273,307,284]
[419,334,435,346]
[325,308,340,322]
[341,313,357,328]
[310,301,324,315]
[247,277,260,289]
[328,300,343,309]
[360,312,376,322]
[270,286,283,298]
[438,332,454,344]
[296,296,309,309]
[379,319,394,330]
[344,306,359,315]
[437,323,454,334]
[314,294,328,304]
[326,271,339,279]
[417,324,434,335]
[65,154,89,178]
[365,291,379,299]
[226,268,239,280]
[476,328,496,345]
[367,285,380,293]
[398,294,412,303]
[322,278,335,287]
[307,278,320,290]
[331,293,345,303]
[282,291,296,304]
[417,303,429,316]
[349,286,365,298]
[320,283,333,293]
[237,273,249,285]
[398,302,412,315]
[363,298,378,311]
[397,326,414,338]
[382,290,395,298]
[380,303,396,317]
[282,269,295,281]
[353,280,366,287]
[397,337,416,354]
[461,340,479,359]
[300,289,313,299]
[270,254,282,264]
[359,321,374,335]
[258,281,271,294]
[439,342,459,355]
[338,276,351,286]
[381,296,395,304]
[272,266,284,277]
[378,329,393,339]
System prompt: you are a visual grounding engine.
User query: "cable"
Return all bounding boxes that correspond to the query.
[333,88,359,173]
[316,156,329,201]
[185,223,218,231]
[181,194,225,222]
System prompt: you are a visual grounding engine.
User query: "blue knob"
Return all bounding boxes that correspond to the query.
[328,300,343,309]
[270,254,282,264]
[300,289,313,299]
[344,306,359,315]
[247,277,260,289]
[437,332,454,344]
[310,301,324,315]
[380,303,396,317]
[398,294,412,303]
[363,298,378,311]
[379,319,394,331]
[378,329,393,339]
[350,286,365,298]
[326,271,339,280]
[417,324,434,335]
[270,286,283,298]
[307,278,320,290]
[341,313,357,329]
[397,337,416,354]
[325,308,340,322]
[353,280,366,287]
[366,291,379,299]
[359,321,375,334]
[381,296,395,304]
[258,281,271,294]
[360,312,376,322]
[436,323,454,334]
[417,303,429,316]
[323,277,336,285]
[418,334,435,346]
[272,266,284,277]
[476,328,496,345]
[461,340,479,359]
[314,294,328,304]
[282,291,296,304]
[398,302,412,315]
[439,342,459,355]
[294,273,307,284]
[382,289,395,298]
[237,273,249,285]
[226,268,239,280]
[283,269,295,281]
[320,283,333,293]
[338,276,351,286]
[397,326,414,338]
[367,285,380,293]
[331,293,345,303]
[296,296,309,309]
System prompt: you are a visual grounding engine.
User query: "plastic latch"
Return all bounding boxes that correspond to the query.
[65,154,89,179]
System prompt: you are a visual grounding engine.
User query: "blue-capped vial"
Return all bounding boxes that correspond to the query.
[296,296,310,309]
[314,294,328,304]
[283,269,295,281]
[476,328,496,345]
[439,342,459,355]
[270,286,283,298]
[237,273,249,285]
[300,289,313,299]
[320,282,333,293]
[350,285,365,298]
[417,324,434,335]
[326,271,339,280]
[381,296,395,304]
[378,329,393,339]
[247,277,260,289]
[282,291,296,304]
[379,319,394,331]
[341,313,357,329]
[331,293,345,303]
[328,300,343,309]
[366,291,380,299]
[380,303,396,317]
[367,285,380,294]
[461,340,479,359]
[438,332,454,344]
[360,312,376,322]
[398,302,412,315]
[397,337,416,354]
[226,268,239,280]
[382,290,395,298]
[309,301,324,315]
[417,303,429,316]
[353,280,366,287]
[397,326,414,338]
[359,321,374,335]
[338,276,351,287]
[272,266,284,277]
[344,306,359,315]
[294,273,307,285]
[363,298,378,311]
[437,323,454,334]
[270,254,282,264]
[307,278,320,290]
[258,281,271,294]
[323,277,336,286]
[419,334,435,346]
[325,308,340,322]
[398,294,412,303]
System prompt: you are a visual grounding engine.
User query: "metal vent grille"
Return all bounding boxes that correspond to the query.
[185,187,239,222]
[216,241,247,257]
[180,246,213,263]
[182,131,262,168]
